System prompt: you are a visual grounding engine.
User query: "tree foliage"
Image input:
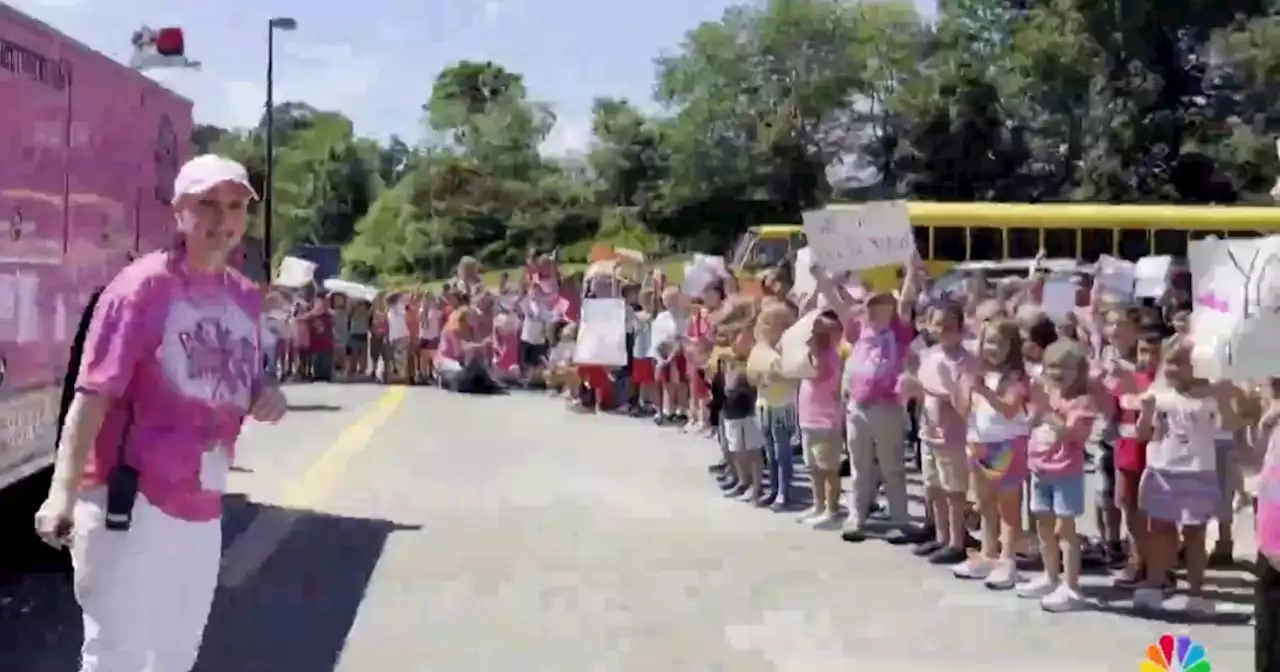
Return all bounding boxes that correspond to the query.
[195,0,1280,282]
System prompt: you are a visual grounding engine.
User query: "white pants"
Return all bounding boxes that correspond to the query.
[71,489,222,672]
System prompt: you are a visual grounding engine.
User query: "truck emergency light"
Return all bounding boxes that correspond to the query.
[154,28,185,56]
[129,26,201,70]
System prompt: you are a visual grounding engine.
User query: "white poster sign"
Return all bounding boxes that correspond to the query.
[792,247,816,300]
[778,311,819,378]
[573,298,629,367]
[1134,255,1172,299]
[1096,255,1136,300]
[1041,278,1076,323]
[801,201,914,274]
[1189,235,1280,380]
[274,256,316,289]
[682,261,717,297]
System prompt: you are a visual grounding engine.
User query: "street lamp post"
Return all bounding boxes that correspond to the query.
[262,16,297,281]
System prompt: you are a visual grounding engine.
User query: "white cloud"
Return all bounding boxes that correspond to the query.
[151,40,381,131]
[482,0,504,21]
[540,115,593,158]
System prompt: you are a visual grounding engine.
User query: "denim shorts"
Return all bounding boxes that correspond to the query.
[1029,472,1086,518]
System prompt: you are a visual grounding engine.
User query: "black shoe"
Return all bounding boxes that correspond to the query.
[927,546,968,565]
[1208,545,1236,569]
[913,540,942,557]
[882,527,914,545]
[841,528,868,543]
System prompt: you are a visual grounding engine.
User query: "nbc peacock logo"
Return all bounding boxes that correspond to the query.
[1141,633,1210,672]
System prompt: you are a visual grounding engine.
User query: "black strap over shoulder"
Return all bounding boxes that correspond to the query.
[55,288,103,447]
[55,287,133,464]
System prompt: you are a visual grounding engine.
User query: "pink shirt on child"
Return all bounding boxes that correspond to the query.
[1027,391,1097,477]
[438,332,461,361]
[844,317,913,406]
[798,345,844,430]
[77,251,263,522]
[917,344,970,449]
[494,330,520,373]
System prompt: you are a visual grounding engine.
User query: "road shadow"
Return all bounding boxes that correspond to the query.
[286,403,344,412]
[0,491,418,672]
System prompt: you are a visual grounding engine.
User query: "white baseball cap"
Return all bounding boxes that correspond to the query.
[172,154,258,204]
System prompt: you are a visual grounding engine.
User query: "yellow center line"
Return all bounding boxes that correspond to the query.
[219,386,407,588]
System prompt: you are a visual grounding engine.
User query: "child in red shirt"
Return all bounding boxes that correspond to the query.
[1112,331,1162,585]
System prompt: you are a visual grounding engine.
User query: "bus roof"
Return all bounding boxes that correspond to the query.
[753,224,802,235]
[820,202,1280,228]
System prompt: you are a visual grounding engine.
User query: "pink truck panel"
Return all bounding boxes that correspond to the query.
[0,4,192,489]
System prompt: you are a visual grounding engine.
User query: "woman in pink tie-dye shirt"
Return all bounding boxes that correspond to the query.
[33,155,288,672]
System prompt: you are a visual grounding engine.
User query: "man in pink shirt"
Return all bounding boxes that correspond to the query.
[33,155,288,672]
[813,256,922,543]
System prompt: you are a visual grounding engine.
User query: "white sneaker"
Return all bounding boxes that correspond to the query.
[984,559,1019,590]
[1040,584,1087,612]
[952,556,994,580]
[1015,574,1058,599]
[1132,587,1166,610]
[736,489,757,503]
[796,507,822,523]
[1184,596,1216,615]
[810,513,843,530]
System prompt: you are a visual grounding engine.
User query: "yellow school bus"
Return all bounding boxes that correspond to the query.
[734,202,1280,292]
[728,224,806,293]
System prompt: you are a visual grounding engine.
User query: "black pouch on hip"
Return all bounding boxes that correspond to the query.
[104,464,139,531]
[103,404,137,532]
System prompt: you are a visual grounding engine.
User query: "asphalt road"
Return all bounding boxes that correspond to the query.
[0,383,1259,671]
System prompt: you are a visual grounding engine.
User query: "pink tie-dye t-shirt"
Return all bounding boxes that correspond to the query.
[76,251,264,522]
[844,317,913,406]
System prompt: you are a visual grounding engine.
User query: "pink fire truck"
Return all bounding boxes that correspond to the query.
[0,5,194,492]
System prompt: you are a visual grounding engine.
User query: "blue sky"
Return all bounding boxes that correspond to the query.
[10,0,936,155]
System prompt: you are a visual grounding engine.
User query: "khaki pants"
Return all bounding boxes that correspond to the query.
[846,402,908,528]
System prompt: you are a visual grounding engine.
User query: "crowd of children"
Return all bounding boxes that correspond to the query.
[260,252,578,387]
[266,246,1280,621]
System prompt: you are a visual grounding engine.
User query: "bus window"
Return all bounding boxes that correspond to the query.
[1044,229,1077,259]
[1008,227,1039,259]
[1153,229,1187,256]
[934,226,966,262]
[1118,228,1150,258]
[1224,230,1262,239]
[1081,229,1113,262]
[1189,229,1224,241]
[969,227,1002,260]
[913,225,931,259]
